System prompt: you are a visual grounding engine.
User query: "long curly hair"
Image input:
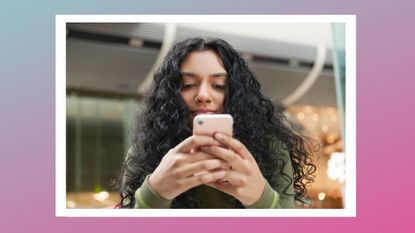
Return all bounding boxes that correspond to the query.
[118,37,317,208]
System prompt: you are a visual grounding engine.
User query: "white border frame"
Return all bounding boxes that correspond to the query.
[56,15,356,217]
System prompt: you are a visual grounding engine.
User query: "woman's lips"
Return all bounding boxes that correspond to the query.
[193,111,216,115]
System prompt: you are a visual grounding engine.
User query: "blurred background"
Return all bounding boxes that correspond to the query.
[65,22,346,209]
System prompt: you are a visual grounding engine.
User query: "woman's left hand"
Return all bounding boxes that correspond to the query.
[200,132,266,206]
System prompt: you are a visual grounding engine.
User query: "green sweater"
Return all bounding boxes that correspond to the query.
[125,146,295,209]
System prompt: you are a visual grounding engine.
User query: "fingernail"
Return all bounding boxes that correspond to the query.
[214,133,224,141]
[215,171,226,179]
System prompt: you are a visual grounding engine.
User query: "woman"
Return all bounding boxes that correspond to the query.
[118,37,317,208]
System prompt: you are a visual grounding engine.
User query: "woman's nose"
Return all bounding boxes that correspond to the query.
[195,83,212,103]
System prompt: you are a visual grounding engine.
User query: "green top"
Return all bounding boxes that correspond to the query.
[126,146,295,209]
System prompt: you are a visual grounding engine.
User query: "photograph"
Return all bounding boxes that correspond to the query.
[57,15,355,216]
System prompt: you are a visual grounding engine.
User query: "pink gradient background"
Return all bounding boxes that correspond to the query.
[1,0,414,232]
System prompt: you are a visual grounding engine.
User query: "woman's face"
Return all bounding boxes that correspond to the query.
[180,50,227,127]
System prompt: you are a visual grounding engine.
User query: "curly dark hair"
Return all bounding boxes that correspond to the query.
[118,37,317,208]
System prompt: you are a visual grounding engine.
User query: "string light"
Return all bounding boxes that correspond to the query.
[92,191,110,202]
[327,152,346,183]
[318,192,326,201]
[303,106,313,113]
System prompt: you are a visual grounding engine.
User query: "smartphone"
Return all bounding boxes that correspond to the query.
[192,114,233,178]
[193,114,233,137]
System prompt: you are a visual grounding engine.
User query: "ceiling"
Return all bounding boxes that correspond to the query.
[66,23,338,107]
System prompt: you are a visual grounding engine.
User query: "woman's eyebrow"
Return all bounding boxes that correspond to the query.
[210,72,227,78]
[180,72,197,78]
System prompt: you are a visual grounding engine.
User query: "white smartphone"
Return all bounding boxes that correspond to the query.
[193,114,233,137]
[192,114,233,177]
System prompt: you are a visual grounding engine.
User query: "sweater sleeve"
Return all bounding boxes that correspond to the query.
[244,179,281,208]
[134,174,173,208]
[244,147,295,209]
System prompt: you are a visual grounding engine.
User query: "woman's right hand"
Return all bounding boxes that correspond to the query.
[148,135,229,200]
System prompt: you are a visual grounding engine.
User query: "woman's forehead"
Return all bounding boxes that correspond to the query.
[181,50,225,69]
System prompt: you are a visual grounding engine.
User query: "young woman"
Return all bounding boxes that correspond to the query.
[118,37,317,208]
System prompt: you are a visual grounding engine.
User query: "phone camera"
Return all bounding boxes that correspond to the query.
[198,120,203,125]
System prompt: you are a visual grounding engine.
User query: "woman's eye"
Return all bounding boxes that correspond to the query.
[213,84,226,90]
[181,83,195,89]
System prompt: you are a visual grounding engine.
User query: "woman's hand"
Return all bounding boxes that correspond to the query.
[148,135,229,200]
[201,133,266,206]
